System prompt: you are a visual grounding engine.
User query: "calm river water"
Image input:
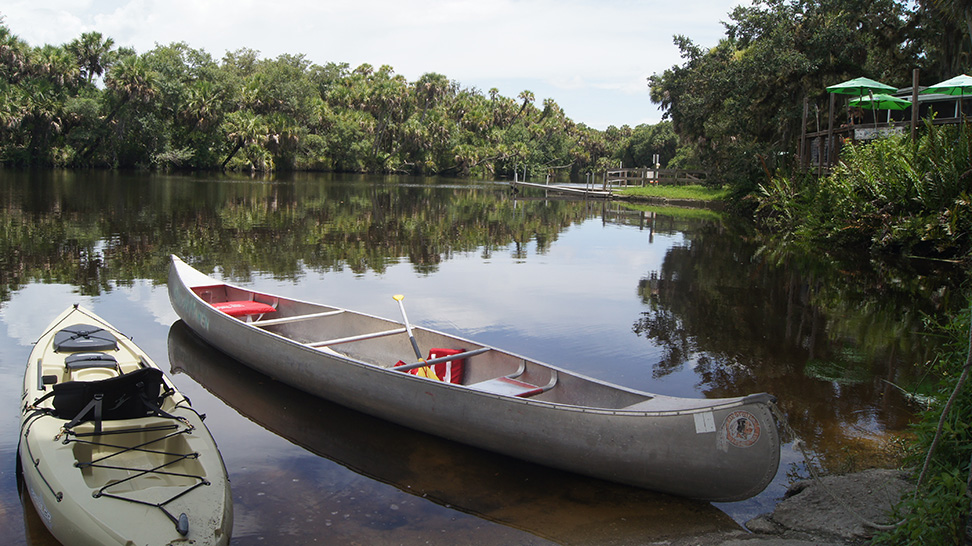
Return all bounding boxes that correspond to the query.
[0,169,963,545]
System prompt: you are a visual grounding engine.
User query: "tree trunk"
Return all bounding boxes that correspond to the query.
[221,140,244,170]
[78,101,125,163]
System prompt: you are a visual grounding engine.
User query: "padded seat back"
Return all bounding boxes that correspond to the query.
[52,367,164,422]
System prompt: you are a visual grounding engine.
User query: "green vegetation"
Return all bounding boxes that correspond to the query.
[3,0,972,535]
[648,0,972,540]
[755,121,972,259]
[617,184,730,202]
[617,202,724,222]
[0,18,679,177]
[873,306,972,544]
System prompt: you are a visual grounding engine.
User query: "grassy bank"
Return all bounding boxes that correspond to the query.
[616,184,730,202]
[617,202,724,221]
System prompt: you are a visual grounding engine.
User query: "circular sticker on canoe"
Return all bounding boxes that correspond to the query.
[723,410,760,448]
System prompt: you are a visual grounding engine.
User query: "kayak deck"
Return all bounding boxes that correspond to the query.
[20,305,232,546]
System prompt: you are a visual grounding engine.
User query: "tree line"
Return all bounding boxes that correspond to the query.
[4,0,968,188]
[0,17,677,177]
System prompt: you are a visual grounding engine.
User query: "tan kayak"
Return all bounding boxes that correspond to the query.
[19,304,233,546]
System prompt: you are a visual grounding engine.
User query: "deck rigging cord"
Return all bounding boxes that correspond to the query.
[22,402,207,536]
[64,420,206,536]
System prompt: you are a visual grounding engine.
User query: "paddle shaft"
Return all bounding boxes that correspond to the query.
[393,295,423,361]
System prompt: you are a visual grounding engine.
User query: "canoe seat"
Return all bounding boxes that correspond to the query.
[468,376,545,397]
[213,300,277,321]
[468,362,557,398]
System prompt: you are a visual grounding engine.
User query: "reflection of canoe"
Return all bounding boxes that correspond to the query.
[166,320,743,543]
[18,305,233,546]
[168,255,782,501]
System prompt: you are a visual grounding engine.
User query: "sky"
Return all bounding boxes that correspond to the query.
[2,0,748,130]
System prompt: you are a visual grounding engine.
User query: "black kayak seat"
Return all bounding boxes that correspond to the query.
[52,367,166,429]
[64,352,118,370]
[53,324,118,353]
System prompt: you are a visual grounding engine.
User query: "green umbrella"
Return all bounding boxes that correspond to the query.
[920,74,972,117]
[850,94,911,129]
[826,76,897,96]
[849,94,911,110]
[920,74,972,96]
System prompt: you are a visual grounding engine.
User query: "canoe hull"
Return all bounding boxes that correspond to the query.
[169,256,780,501]
[19,305,233,546]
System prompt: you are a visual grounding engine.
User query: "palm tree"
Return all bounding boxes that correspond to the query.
[221,110,266,169]
[78,55,158,162]
[510,89,535,125]
[0,87,24,131]
[181,80,221,132]
[67,31,115,86]
[105,55,158,105]
[414,72,453,119]
[33,45,80,89]
[20,77,67,163]
[0,22,30,83]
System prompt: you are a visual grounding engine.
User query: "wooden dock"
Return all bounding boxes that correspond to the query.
[605,168,707,186]
[511,180,614,199]
[508,167,710,199]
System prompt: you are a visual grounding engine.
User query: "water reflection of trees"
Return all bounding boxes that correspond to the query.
[4,171,963,471]
[634,220,961,467]
[0,171,595,300]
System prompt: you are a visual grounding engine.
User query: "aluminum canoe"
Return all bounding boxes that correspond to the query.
[18,304,233,546]
[168,254,781,501]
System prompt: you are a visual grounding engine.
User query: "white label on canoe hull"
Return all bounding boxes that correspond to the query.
[694,411,716,433]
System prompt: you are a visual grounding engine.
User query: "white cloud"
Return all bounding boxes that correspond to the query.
[2,0,746,129]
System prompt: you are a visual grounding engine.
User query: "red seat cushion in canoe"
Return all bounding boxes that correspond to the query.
[213,301,277,317]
